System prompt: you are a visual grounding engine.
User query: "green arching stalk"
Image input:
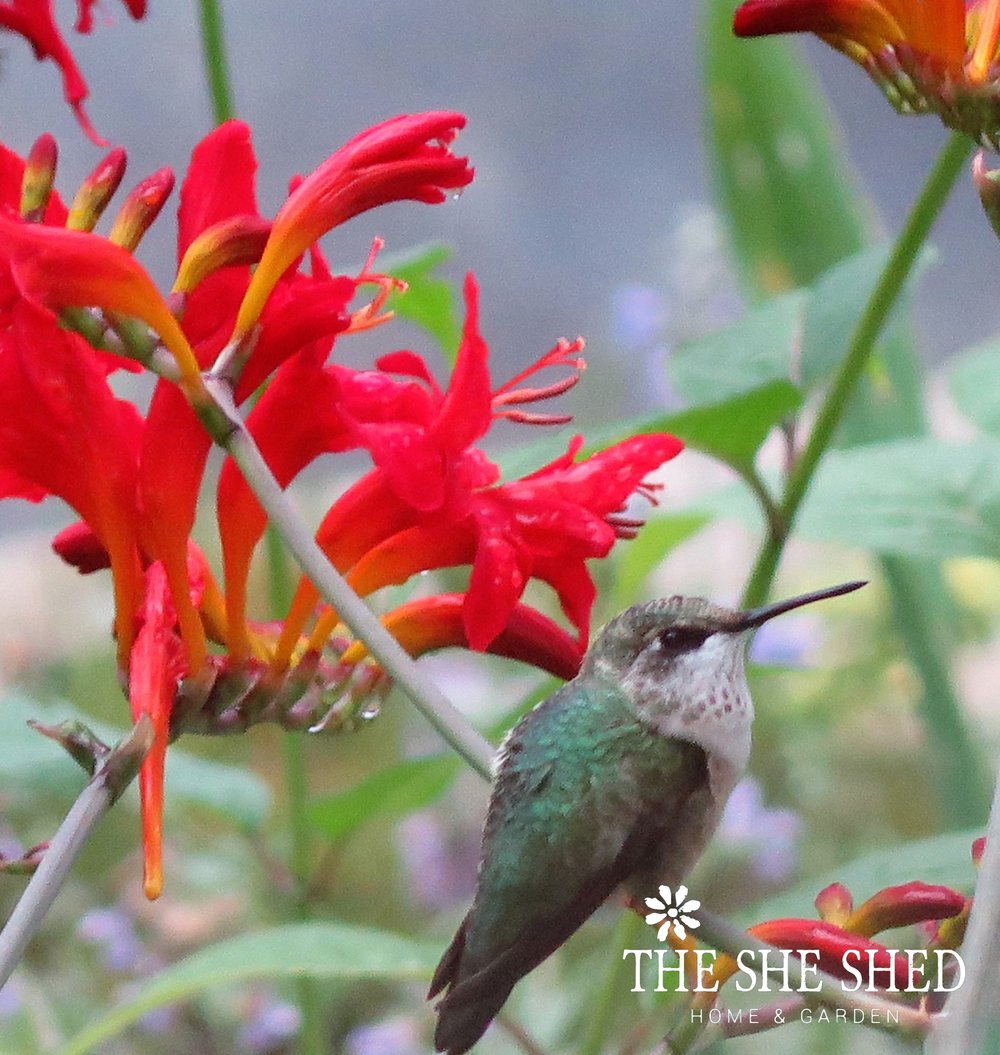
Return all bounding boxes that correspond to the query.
[197,0,235,123]
[265,527,329,1055]
[741,130,972,610]
[738,130,988,825]
[578,909,643,1055]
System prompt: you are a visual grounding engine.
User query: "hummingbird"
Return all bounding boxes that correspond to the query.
[428,580,865,1053]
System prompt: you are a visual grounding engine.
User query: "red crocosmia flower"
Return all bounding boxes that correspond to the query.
[233,111,474,340]
[676,872,971,1013]
[230,274,681,668]
[0,113,680,902]
[843,881,968,938]
[0,0,147,145]
[734,0,1000,145]
[339,594,585,682]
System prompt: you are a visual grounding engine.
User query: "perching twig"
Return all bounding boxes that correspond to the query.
[0,716,153,991]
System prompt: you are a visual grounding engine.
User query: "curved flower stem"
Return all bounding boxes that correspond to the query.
[0,717,153,990]
[663,909,932,1054]
[927,761,1000,1053]
[205,378,495,779]
[741,130,972,609]
[197,0,235,124]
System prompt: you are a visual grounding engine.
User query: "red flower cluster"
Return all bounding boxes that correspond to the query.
[663,844,980,1019]
[0,114,682,897]
[0,0,146,144]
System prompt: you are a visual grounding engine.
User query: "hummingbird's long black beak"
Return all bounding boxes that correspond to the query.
[735,580,866,631]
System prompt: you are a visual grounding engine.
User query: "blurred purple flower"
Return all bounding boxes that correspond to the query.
[612,283,670,350]
[749,613,821,667]
[718,777,802,884]
[78,907,146,973]
[396,812,479,912]
[345,1015,423,1055]
[137,1005,177,1035]
[238,995,301,1053]
[0,978,22,1018]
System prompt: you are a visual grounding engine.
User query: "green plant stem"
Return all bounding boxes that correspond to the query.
[197,0,235,123]
[265,527,328,1055]
[881,558,986,825]
[578,909,642,1055]
[741,130,972,609]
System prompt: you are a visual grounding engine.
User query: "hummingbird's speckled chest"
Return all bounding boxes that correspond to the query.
[596,608,754,807]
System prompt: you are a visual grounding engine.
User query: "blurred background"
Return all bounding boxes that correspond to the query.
[0,3,997,1054]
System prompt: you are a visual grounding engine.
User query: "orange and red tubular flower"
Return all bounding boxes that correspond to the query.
[0,217,203,387]
[734,0,1000,145]
[843,881,968,938]
[233,112,474,340]
[338,594,585,682]
[128,563,182,900]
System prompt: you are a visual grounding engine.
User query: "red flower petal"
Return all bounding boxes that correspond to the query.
[749,918,915,991]
[345,593,583,681]
[0,301,143,659]
[177,120,260,260]
[233,112,473,338]
[429,274,493,454]
[844,882,968,938]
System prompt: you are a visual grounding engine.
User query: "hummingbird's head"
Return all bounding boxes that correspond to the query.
[582,582,866,716]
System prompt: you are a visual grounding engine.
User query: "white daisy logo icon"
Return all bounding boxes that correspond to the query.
[644,884,701,941]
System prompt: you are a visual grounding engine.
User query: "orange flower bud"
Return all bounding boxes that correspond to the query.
[20,133,58,222]
[67,147,127,232]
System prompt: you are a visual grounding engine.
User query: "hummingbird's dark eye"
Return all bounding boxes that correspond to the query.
[657,626,710,654]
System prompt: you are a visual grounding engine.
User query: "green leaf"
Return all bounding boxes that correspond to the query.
[308,682,556,844]
[611,513,711,610]
[797,438,1000,560]
[586,382,799,470]
[744,829,981,925]
[950,342,1000,436]
[663,381,801,470]
[161,748,271,831]
[308,754,459,841]
[802,244,934,391]
[0,695,271,829]
[384,243,461,360]
[702,0,870,296]
[669,291,804,404]
[59,922,441,1055]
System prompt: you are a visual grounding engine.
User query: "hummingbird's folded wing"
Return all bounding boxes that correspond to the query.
[430,682,709,1054]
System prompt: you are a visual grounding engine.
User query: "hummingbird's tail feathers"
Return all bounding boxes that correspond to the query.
[428,913,469,1000]
[430,817,673,1053]
[432,971,516,1054]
